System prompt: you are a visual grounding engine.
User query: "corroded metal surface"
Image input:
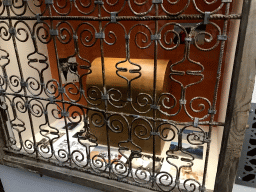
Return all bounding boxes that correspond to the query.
[0,0,241,191]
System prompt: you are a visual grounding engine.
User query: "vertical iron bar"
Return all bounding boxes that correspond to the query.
[0,90,12,148]
[152,2,159,188]
[0,104,8,149]
[98,1,111,176]
[201,3,230,190]
[5,5,38,158]
[0,47,11,147]
[47,4,71,165]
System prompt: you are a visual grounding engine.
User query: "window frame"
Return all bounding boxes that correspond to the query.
[0,0,254,192]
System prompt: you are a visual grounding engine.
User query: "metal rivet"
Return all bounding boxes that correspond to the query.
[94,0,104,5]
[204,12,211,25]
[95,32,105,39]
[152,0,163,3]
[101,94,109,100]
[50,29,59,36]
[45,0,53,5]
[125,34,130,40]
[110,12,117,23]
[3,0,11,6]
[185,37,192,42]
[58,87,65,94]
[193,117,199,127]
[151,34,161,41]
[36,14,41,22]
[150,104,160,110]
[217,35,228,41]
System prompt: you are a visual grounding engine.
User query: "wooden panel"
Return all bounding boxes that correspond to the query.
[3,154,154,192]
[2,154,213,192]
[214,0,255,191]
[0,109,7,165]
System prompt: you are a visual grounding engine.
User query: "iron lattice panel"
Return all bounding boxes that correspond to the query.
[236,103,256,188]
[0,0,238,191]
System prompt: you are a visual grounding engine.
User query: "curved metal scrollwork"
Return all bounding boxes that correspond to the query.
[0,0,234,191]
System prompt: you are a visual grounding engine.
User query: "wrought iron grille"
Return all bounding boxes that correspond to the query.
[0,0,241,191]
[236,103,256,188]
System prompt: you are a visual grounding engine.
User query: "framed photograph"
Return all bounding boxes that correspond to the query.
[169,141,204,160]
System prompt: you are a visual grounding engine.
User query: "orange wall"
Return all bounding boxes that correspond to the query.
[42,1,233,123]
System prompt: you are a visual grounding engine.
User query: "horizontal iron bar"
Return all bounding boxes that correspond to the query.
[3,92,224,126]
[0,14,241,21]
